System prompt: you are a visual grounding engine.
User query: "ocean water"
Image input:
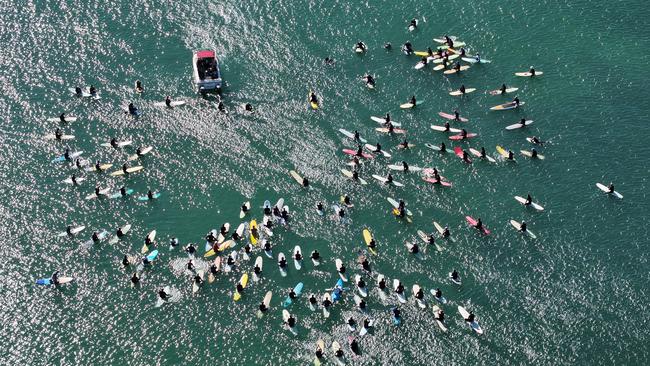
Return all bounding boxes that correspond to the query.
[1,0,649,365]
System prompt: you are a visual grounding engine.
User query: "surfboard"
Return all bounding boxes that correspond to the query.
[86,163,113,172]
[514,196,545,211]
[490,101,525,111]
[192,270,204,293]
[521,150,545,159]
[461,57,491,64]
[282,282,304,307]
[449,88,476,96]
[388,164,422,171]
[127,146,153,161]
[109,166,144,176]
[373,175,404,187]
[256,291,273,318]
[364,144,392,158]
[341,169,368,185]
[596,183,623,199]
[510,220,537,239]
[449,133,477,140]
[466,216,490,235]
[515,71,543,77]
[393,279,407,303]
[251,256,263,282]
[208,256,221,283]
[53,150,83,162]
[355,275,368,297]
[47,116,78,123]
[399,100,423,109]
[108,224,131,244]
[293,245,302,270]
[438,111,468,122]
[100,140,132,148]
[431,125,461,133]
[335,259,347,282]
[289,170,306,186]
[431,305,448,332]
[278,252,287,277]
[469,148,496,163]
[308,90,319,110]
[375,127,406,134]
[233,273,249,301]
[458,306,483,334]
[36,276,74,286]
[140,230,157,253]
[506,120,533,130]
[153,100,186,107]
[362,228,377,255]
[322,293,331,318]
[249,219,259,245]
[57,225,85,237]
[137,192,161,201]
[412,284,426,308]
[85,187,110,200]
[443,65,470,74]
[338,128,368,143]
[44,134,75,141]
[370,116,401,127]
[489,87,519,95]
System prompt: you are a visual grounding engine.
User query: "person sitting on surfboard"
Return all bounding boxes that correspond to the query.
[529,67,536,76]
[89,85,97,97]
[520,221,528,232]
[399,140,410,149]
[530,136,543,145]
[165,96,172,108]
[210,263,219,277]
[59,113,67,122]
[453,110,461,121]
[70,174,79,185]
[360,257,371,272]
[395,282,405,295]
[462,150,471,164]
[74,87,83,96]
[459,85,466,94]
[513,97,520,106]
[392,307,401,320]
[131,273,139,285]
[91,231,100,242]
[281,207,289,222]
[355,145,364,157]
[608,183,615,193]
[158,288,169,301]
[426,47,434,57]
[363,74,375,87]
[322,296,332,309]
[500,84,507,94]
[186,259,195,272]
[110,138,118,148]
[135,80,143,93]
[54,128,63,140]
[378,277,387,290]
[128,102,138,115]
[419,56,427,65]
[453,63,461,72]
[50,271,60,285]
[519,118,527,127]
[258,301,269,313]
[384,42,391,49]
[439,142,446,153]
[444,35,454,47]
[401,161,409,171]
[434,288,443,299]
[525,194,533,205]
[460,129,468,138]
[387,123,395,133]
[409,19,417,30]
[279,256,287,269]
[451,269,460,281]
[185,244,196,256]
[507,150,515,160]
[386,174,394,184]
[409,243,419,254]
[475,53,481,62]
[401,42,413,54]
[309,295,317,308]
[355,41,366,52]
[442,226,450,238]
[311,250,320,262]
[480,147,487,158]
[436,309,445,321]
[466,313,475,323]
[531,149,538,158]
[147,190,155,200]
[192,274,203,287]
[410,95,416,105]
[74,159,84,169]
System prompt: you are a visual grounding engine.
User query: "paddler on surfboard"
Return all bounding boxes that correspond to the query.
[362,74,375,88]
[158,288,170,302]
[402,41,413,55]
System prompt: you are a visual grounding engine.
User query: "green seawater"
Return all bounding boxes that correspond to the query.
[1,0,649,365]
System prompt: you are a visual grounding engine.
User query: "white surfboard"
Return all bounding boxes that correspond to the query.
[506,120,533,130]
[154,100,186,107]
[514,196,544,211]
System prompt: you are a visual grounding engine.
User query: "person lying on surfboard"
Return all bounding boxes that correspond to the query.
[451,269,460,282]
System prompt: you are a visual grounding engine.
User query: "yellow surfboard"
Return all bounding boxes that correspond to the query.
[233,273,249,301]
[362,229,377,255]
[249,220,259,245]
[496,145,508,158]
